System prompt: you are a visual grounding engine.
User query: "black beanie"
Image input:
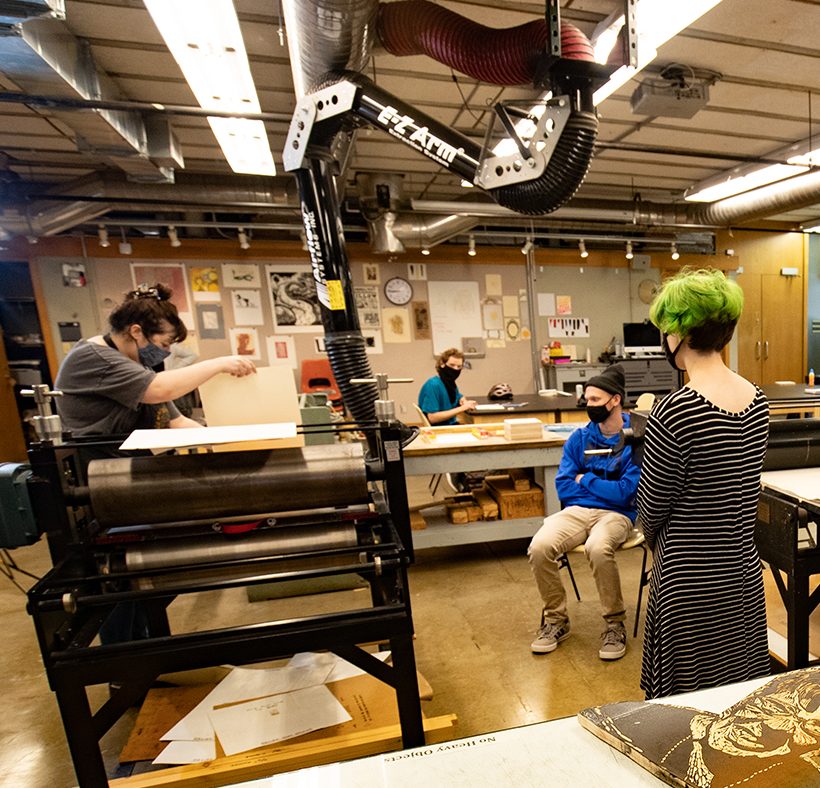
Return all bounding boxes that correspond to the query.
[586,364,626,403]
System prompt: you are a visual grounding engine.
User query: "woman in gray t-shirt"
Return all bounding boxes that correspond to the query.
[55,282,256,437]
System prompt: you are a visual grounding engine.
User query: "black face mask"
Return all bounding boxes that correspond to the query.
[438,366,461,383]
[586,397,613,424]
[663,334,684,371]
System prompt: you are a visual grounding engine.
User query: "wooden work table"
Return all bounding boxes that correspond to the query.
[462,393,587,425]
[402,423,570,550]
[761,383,820,418]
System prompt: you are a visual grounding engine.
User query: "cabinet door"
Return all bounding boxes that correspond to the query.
[0,330,27,462]
[761,273,804,384]
[736,272,763,384]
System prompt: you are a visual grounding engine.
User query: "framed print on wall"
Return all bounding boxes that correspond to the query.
[231,288,264,325]
[266,264,322,332]
[131,262,193,328]
[222,262,261,288]
[196,303,225,339]
[229,327,261,360]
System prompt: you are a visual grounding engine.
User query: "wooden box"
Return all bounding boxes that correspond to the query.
[485,477,544,520]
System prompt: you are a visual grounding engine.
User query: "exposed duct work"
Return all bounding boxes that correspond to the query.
[0,172,296,236]
[0,15,180,183]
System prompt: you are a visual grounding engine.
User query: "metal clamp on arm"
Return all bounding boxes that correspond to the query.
[21,384,63,445]
[350,373,413,424]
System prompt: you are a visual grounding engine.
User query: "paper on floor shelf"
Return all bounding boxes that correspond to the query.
[208,684,352,756]
[153,738,216,765]
[161,664,333,742]
[287,650,391,683]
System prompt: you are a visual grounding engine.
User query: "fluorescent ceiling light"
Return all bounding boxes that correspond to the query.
[802,224,820,233]
[685,163,809,202]
[144,0,276,176]
[593,0,724,106]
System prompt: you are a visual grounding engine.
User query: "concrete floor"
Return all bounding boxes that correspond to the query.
[0,476,804,786]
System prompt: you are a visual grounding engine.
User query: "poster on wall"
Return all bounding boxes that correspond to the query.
[411,301,430,340]
[62,262,87,287]
[231,288,264,325]
[382,307,412,343]
[229,327,261,360]
[354,286,381,328]
[362,329,383,354]
[222,262,261,288]
[363,262,380,285]
[548,317,590,338]
[190,266,220,302]
[266,264,322,332]
[265,334,297,368]
[427,281,482,355]
[196,303,225,339]
[481,299,504,331]
[131,263,193,328]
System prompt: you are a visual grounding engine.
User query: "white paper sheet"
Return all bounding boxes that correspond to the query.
[120,422,297,451]
[537,292,556,316]
[162,664,333,742]
[153,738,216,765]
[287,650,392,683]
[209,684,352,756]
[474,404,506,411]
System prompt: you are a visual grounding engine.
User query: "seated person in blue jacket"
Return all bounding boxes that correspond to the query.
[418,348,478,425]
[527,364,640,661]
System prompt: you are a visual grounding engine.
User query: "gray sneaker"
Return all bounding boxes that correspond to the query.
[531,615,571,654]
[599,623,627,660]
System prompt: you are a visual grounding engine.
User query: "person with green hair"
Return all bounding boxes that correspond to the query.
[637,268,770,699]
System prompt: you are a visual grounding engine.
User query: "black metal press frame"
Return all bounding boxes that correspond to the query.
[756,487,820,670]
[26,423,423,788]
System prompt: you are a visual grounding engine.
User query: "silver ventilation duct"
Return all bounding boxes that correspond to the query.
[0,16,179,183]
[0,173,297,237]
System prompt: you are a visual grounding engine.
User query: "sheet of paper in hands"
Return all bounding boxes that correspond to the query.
[577,667,820,788]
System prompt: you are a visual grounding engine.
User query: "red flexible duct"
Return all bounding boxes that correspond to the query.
[377,0,594,86]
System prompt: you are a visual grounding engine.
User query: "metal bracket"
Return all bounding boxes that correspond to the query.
[283,80,358,172]
[476,97,571,191]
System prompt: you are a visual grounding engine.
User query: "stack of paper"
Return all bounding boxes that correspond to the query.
[155,651,390,763]
[504,418,543,441]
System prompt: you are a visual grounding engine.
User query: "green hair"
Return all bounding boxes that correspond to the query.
[650,268,743,344]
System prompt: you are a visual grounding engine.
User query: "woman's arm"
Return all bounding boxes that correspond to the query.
[637,414,684,549]
[142,356,256,404]
[426,399,477,424]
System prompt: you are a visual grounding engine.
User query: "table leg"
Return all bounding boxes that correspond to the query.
[787,573,810,669]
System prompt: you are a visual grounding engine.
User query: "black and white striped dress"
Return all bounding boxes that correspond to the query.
[637,386,770,699]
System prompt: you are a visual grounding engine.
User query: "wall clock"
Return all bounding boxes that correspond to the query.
[384,276,413,305]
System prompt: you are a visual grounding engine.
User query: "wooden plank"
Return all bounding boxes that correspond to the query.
[110,714,458,788]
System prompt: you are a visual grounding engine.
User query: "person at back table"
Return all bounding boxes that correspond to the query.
[418,348,477,425]
[527,364,640,661]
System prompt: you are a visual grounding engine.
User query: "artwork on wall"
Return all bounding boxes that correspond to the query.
[190,266,220,302]
[407,262,427,281]
[382,307,412,343]
[231,288,264,325]
[229,327,261,360]
[131,262,193,327]
[548,317,590,338]
[265,334,297,369]
[411,301,430,340]
[556,294,572,315]
[485,273,502,296]
[62,262,87,287]
[354,286,381,328]
[196,303,226,340]
[362,329,383,355]
[266,264,322,332]
[363,262,380,285]
[482,299,504,331]
[222,262,261,288]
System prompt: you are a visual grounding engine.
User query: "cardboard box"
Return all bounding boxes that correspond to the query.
[485,477,544,520]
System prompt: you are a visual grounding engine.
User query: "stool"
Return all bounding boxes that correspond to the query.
[558,528,650,637]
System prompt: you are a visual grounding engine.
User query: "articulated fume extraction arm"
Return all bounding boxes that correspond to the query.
[282,1,625,430]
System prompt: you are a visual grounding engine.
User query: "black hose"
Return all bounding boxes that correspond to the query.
[489,110,598,215]
[325,332,378,425]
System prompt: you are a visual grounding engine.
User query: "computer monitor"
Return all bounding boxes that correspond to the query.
[623,322,663,356]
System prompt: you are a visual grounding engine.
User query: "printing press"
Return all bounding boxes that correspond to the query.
[17,419,423,787]
[756,418,820,670]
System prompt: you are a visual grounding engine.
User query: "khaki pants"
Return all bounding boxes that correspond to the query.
[528,506,631,627]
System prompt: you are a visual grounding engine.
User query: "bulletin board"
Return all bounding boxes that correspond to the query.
[427,280,483,355]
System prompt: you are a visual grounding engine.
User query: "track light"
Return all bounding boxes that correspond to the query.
[671,242,680,261]
[625,241,633,260]
[168,226,181,248]
[98,225,110,248]
[421,245,431,256]
[579,239,589,259]
[521,238,534,255]
[468,235,476,257]
[118,227,132,255]
[238,227,250,250]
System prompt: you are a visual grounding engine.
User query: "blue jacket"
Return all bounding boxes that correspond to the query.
[555,413,640,521]
[418,375,462,425]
